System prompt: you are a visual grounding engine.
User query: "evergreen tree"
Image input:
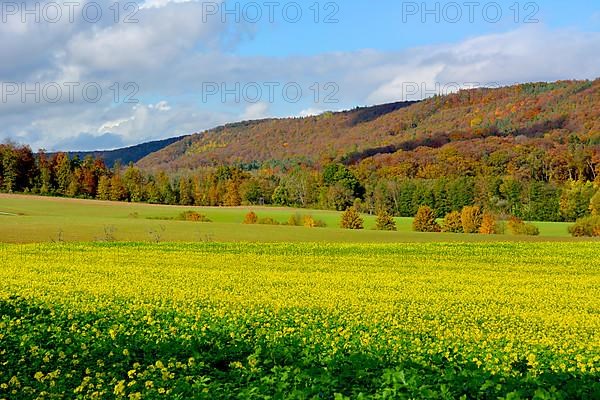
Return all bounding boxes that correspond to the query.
[375,209,397,231]
[340,206,364,230]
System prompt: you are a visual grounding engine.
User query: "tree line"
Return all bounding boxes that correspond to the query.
[1,142,598,223]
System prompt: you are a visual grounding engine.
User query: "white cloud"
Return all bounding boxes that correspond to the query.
[150,101,172,111]
[241,102,269,120]
[298,108,326,117]
[2,15,600,151]
[98,118,132,133]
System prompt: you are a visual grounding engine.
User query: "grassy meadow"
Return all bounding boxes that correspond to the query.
[0,194,580,243]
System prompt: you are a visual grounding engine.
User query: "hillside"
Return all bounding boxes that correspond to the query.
[137,101,418,171]
[137,80,600,172]
[58,136,187,167]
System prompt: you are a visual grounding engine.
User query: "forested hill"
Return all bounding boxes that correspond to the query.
[57,136,187,167]
[137,80,600,172]
[137,100,418,171]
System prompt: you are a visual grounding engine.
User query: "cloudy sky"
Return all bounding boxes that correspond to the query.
[1,0,599,151]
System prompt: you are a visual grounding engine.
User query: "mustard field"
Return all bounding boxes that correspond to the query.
[1,242,599,399]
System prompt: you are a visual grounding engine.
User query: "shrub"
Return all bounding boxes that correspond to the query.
[288,213,302,226]
[179,211,211,222]
[243,211,258,225]
[313,219,327,228]
[302,215,327,228]
[569,216,600,237]
[508,216,540,236]
[302,215,316,228]
[461,206,483,234]
[375,209,397,231]
[413,206,440,233]
[285,213,327,228]
[441,211,463,233]
[479,213,499,235]
[340,207,364,230]
[258,217,280,225]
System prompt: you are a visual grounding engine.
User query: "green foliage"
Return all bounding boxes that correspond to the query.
[499,177,524,216]
[569,216,600,237]
[560,181,595,221]
[375,209,397,231]
[526,182,561,222]
[340,207,364,230]
[413,206,440,232]
[241,179,264,205]
[322,163,364,210]
[271,185,290,206]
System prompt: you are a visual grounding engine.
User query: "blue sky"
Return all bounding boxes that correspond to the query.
[238,0,600,55]
[1,0,599,151]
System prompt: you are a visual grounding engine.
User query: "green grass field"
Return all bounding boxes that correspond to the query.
[0,194,584,243]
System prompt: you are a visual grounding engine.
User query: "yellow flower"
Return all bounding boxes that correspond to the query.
[113,380,126,396]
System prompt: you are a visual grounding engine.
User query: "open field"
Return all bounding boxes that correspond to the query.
[0,194,584,243]
[1,242,599,398]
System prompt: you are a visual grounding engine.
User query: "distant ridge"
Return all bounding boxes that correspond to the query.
[56,136,187,166]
